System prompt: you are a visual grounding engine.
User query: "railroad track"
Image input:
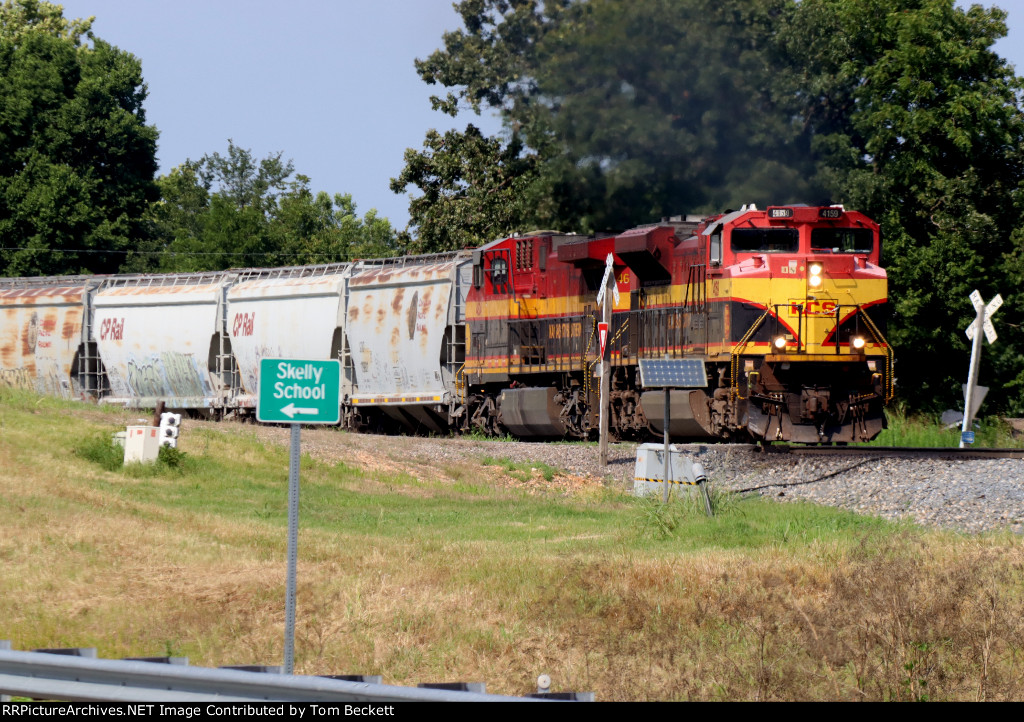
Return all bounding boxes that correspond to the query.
[763,445,1024,460]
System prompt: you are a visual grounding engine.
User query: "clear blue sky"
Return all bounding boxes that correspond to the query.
[57,0,1024,231]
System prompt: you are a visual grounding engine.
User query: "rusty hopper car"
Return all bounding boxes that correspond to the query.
[0,275,106,399]
[343,253,471,433]
[227,263,351,410]
[93,272,238,411]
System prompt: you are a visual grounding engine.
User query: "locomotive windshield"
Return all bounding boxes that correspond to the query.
[811,228,874,254]
[730,228,799,253]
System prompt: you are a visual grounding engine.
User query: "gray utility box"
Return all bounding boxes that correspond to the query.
[633,443,706,498]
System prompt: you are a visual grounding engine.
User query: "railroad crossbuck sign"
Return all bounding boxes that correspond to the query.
[595,253,621,307]
[966,291,1002,344]
[257,358,341,424]
[960,290,1002,448]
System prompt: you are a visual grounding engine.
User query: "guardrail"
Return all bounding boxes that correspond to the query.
[0,645,592,702]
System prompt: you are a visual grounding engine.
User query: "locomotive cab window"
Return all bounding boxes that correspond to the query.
[811,228,873,254]
[710,233,722,266]
[489,255,509,293]
[730,228,799,253]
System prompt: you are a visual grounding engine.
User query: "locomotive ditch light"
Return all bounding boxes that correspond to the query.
[852,336,866,350]
[808,262,823,288]
[773,336,788,350]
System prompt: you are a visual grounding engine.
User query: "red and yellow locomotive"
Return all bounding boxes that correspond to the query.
[460,204,891,443]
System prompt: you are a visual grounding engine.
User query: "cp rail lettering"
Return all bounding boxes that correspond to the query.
[233,311,255,337]
[99,317,124,341]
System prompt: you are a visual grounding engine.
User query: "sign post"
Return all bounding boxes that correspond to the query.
[595,254,620,467]
[961,291,1002,448]
[257,358,341,674]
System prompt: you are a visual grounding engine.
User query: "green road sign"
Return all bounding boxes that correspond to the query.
[257,358,341,424]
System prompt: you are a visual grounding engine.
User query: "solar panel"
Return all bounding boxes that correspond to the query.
[638,358,708,388]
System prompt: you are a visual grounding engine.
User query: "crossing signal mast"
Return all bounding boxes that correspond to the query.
[961,290,1003,448]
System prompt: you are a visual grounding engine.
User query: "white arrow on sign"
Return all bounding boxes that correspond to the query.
[280,403,319,419]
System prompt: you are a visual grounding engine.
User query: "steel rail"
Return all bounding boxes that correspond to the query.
[762,445,1024,460]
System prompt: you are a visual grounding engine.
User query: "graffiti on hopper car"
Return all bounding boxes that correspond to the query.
[0,367,32,390]
[125,352,207,398]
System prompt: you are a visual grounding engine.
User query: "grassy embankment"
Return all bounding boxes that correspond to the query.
[1,388,1022,701]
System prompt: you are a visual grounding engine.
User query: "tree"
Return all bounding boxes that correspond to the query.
[150,141,401,271]
[390,124,538,251]
[0,0,158,276]
[273,182,402,264]
[532,0,820,231]
[395,0,818,243]
[390,0,561,250]
[782,0,1024,413]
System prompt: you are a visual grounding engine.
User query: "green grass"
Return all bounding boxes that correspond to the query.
[861,404,1024,448]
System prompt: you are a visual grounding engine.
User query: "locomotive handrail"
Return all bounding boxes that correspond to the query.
[455,362,467,404]
[857,306,894,401]
[731,309,772,401]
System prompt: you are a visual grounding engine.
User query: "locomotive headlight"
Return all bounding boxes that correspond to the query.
[773,336,787,350]
[808,263,823,288]
[852,336,866,350]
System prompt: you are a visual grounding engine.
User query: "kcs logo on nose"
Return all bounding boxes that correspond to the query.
[789,299,836,316]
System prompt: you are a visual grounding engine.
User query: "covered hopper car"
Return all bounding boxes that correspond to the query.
[0,204,892,443]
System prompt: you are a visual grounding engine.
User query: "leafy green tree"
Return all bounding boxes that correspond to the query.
[783,0,1024,413]
[151,141,400,271]
[0,0,158,276]
[390,124,538,251]
[390,0,561,249]
[403,0,1024,415]
[534,0,820,230]
[273,181,401,264]
[395,0,818,243]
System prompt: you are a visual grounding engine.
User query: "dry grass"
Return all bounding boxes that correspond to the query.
[2,390,1023,700]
